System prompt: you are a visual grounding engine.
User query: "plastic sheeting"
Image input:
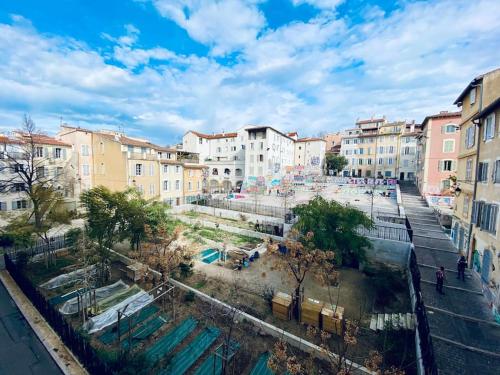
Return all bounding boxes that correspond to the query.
[84,290,153,334]
[59,280,129,315]
[39,265,97,290]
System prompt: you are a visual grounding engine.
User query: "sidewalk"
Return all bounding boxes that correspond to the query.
[0,270,88,375]
[401,185,500,375]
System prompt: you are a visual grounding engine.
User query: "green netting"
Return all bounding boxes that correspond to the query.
[250,353,274,375]
[48,287,88,306]
[192,340,240,375]
[145,317,198,366]
[121,314,169,351]
[95,284,142,314]
[99,304,159,345]
[159,326,221,375]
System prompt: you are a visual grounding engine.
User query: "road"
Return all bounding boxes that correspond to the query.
[0,278,62,375]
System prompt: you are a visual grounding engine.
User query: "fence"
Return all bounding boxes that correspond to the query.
[196,198,295,223]
[406,224,437,374]
[5,235,67,259]
[357,223,411,242]
[3,253,112,374]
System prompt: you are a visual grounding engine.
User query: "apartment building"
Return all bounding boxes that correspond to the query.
[469,98,500,309]
[294,137,326,175]
[183,163,207,203]
[182,129,246,193]
[452,69,500,259]
[0,133,75,212]
[160,158,184,206]
[244,126,295,191]
[323,132,342,153]
[339,118,420,179]
[415,111,461,197]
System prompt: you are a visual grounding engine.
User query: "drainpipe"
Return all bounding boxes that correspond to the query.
[466,82,483,267]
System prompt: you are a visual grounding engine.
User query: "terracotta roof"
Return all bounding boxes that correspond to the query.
[356,118,385,125]
[160,159,183,165]
[421,111,462,127]
[96,132,164,150]
[287,132,298,137]
[59,124,94,133]
[183,163,208,169]
[190,131,237,139]
[156,146,177,152]
[296,137,326,142]
[12,133,71,147]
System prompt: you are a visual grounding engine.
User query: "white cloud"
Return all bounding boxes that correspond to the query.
[150,0,266,55]
[0,0,499,144]
[291,0,344,10]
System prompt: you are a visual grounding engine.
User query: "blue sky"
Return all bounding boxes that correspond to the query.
[0,0,499,145]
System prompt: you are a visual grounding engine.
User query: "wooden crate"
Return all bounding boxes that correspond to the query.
[301,298,324,327]
[321,304,344,335]
[272,292,292,321]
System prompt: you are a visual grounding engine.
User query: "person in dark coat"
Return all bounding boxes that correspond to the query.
[457,255,467,281]
[436,266,445,294]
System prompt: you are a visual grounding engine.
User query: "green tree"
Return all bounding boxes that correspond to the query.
[324,154,348,175]
[292,196,372,266]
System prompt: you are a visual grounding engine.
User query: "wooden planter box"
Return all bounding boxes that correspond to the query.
[321,304,344,335]
[272,292,292,321]
[300,298,324,327]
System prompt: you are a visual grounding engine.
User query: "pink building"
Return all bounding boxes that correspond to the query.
[416,111,461,196]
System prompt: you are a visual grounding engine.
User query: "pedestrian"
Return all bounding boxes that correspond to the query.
[457,255,467,281]
[436,266,445,294]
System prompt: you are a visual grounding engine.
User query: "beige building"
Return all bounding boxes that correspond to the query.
[91,132,128,193]
[469,97,500,311]
[323,132,342,152]
[294,137,326,175]
[452,69,500,260]
[183,163,207,203]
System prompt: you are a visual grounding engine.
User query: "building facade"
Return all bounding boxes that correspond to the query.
[323,132,342,153]
[0,133,75,212]
[415,111,461,197]
[294,138,326,175]
[452,69,500,260]
[183,163,207,203]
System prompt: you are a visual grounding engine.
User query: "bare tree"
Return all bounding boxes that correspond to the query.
[0,116,74,265]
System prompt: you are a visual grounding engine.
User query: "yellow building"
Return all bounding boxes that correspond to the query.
[183,163,207,203]
[452,68,500,259]
[91,132,128,192]
[469,97,500,310]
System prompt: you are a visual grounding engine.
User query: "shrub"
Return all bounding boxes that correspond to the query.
[16,251,29,270]
[184,291,195,302]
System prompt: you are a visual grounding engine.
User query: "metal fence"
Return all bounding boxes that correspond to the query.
[5,235,67,259]
[196,197,295,223]
[3,253,112,374]
[356,223,411,242]
[408,249,438,375]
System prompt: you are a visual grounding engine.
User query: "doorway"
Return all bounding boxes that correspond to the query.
[400,172,405,180]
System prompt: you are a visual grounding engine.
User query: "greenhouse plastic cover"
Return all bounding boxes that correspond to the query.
[84,289,153,334]
[59,280,129,315]
[39,265,97,290]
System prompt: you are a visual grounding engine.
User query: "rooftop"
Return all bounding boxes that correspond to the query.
[190,131,238,139]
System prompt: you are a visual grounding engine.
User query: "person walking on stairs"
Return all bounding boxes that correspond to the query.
[457,255,467,281]
[436,266,445,294]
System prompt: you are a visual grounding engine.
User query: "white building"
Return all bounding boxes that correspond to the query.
[397,122,421,181]
[0,133,75,212]
[182,129,247,193]
[244,126,295,191]
[159,159,184,206]
[294,137,327,175]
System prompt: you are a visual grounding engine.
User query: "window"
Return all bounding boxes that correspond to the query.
[81,145,89,156]
[470,87,476,105]
[149,184,155,195]
[189,169,193,177]
[235,168,242,176]
[149,164,154,176]
[442,179,451,190]
[465,126,475,149]
[141,147,147,154]
[440,160,454,171]
[443,124,457,133]
[188,182,192,191]
[477,162,489,182]
[367,158,372,165]
[36,147,44,158]
[388,157,393,165]
[359,148,364,155]
[217,147,221,153]
[175,180,180,190]
[463,195,470,218]
[472,201,498,234]
[54,148,62,158]
[250,143,254,150]
[378,158,383,165]
[212,168,218,175]
[495,160,500,183]
[388,146,394,154]
[197,181,200,190]
[163,180,169,191]
[483,113,496,141]
[466,159,473,181]
[378,146,384,154]
[384,171,391,177]
[163,165,168,173]
[443,139,455,153]
[176,166,180,173]
[260,142,264,150]
[358,159,363,165]
[258,154,264,162]
[224,168,230,175]
[82,164,90,176]
[403,160,409,167]
[135,164,142,176]
[231,146,236,151]
[198,137,203,144]
[14,183,25,192]
[13,200,27,210]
